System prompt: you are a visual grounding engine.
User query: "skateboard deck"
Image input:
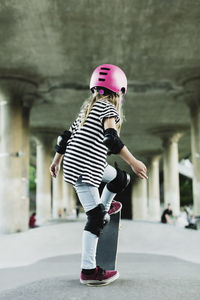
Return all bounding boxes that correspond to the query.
[96,211,121,270]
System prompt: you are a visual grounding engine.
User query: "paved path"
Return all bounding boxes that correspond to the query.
[0,253,200,300]
[0,219,199,299]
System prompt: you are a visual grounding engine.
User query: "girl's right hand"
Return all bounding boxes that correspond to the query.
[49,162,60,178]
[131,159,148,179]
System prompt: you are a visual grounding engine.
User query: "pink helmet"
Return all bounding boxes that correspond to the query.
[90,64,127,95]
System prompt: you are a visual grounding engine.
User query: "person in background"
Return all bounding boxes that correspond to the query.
[161,203,173,224]
[63,207,67,218]
[29,212,38,228]
[58,208,62,218]
[184,206,198,230]
[184,205,191,224]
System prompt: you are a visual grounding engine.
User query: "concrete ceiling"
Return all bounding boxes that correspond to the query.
[0,0,199,171]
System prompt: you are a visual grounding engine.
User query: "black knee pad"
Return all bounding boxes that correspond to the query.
[107,162,131,193]
[84,204,110,237]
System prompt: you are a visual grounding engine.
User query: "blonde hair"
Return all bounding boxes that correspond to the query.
[79,90,124,134]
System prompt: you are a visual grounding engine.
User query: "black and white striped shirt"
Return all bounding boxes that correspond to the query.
[63,99,120,187]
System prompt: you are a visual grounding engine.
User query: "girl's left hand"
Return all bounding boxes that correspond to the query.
[49,162,60,178]
[131,159,148,179]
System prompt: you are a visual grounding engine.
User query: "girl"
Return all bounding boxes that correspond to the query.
[50,64,148,285]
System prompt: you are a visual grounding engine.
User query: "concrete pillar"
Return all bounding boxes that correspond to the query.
[62,180,68,217]
[163,134,182,216]
[148,155,161,221]
[70,185,76,215]
[132,178,148,220]
[62,181,76,216]
[59,168,64,218]
[0,99,30,233]
[190,105,200,215]
[35,135,52,225]
[21,104,32,227]
[52,171,63,218]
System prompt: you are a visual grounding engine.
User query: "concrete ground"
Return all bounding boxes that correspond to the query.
[0,218,200,299]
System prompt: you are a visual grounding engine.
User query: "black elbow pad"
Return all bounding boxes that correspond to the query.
[55,130,72,154]
[103,128,124,154]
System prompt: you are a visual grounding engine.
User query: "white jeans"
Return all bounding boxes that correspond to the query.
[74,163,117,269]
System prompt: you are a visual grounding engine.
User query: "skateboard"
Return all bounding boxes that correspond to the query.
[86,212,121,287]
[96,211,121,270]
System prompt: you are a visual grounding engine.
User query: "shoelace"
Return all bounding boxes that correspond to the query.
[96,266,106,281]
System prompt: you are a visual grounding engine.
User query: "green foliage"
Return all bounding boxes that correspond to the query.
[29,165,36,191]
[180,175,193,206]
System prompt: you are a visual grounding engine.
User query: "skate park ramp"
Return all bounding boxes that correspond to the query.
[0,220,200,300]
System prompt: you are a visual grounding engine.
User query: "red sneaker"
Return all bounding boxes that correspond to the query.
[108,201,122,215]
[80,266,119,285]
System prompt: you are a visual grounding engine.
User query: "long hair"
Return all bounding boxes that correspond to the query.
[79,88,124,134]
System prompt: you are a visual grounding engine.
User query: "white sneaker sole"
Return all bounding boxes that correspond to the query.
[80,271,119,286]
